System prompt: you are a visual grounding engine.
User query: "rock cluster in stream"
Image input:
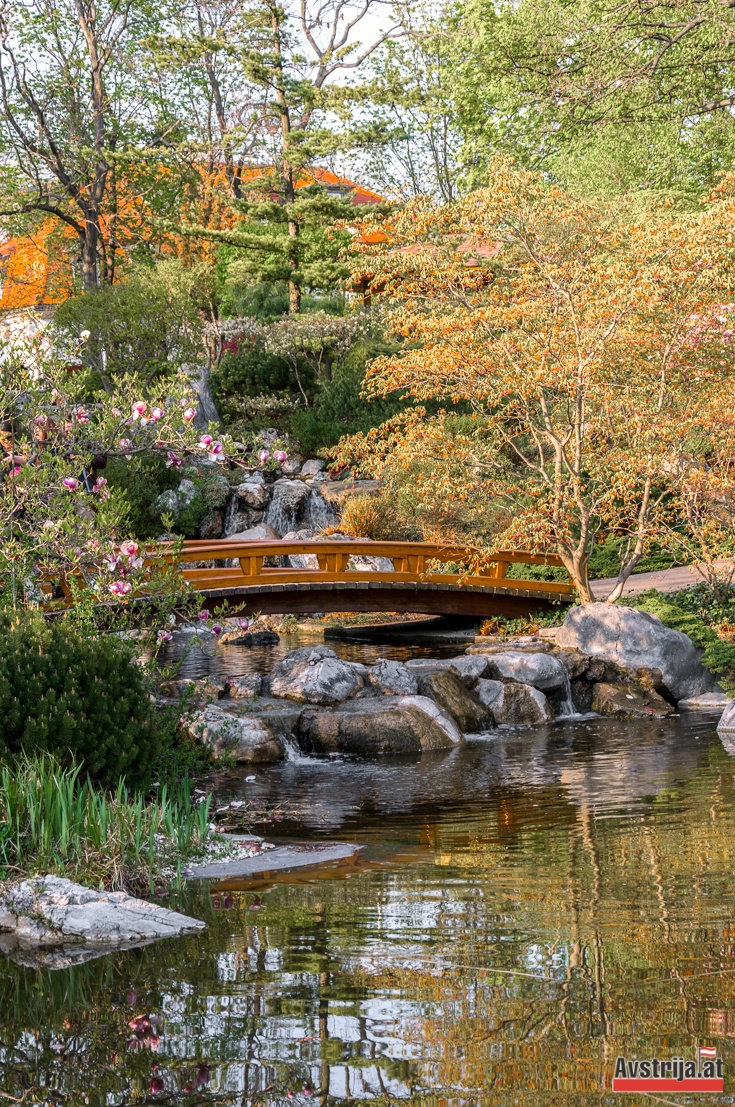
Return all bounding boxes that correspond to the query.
[174,603,730,763]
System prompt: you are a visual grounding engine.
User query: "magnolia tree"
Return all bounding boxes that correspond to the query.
[335,163,735,601]
[0,337,287,625]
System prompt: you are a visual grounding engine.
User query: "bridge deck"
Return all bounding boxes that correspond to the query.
[41,539,576,618]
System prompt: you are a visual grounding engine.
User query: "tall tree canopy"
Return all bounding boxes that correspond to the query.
[337,163,735,600]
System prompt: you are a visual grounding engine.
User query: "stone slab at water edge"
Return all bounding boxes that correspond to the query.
[0,875,205,967]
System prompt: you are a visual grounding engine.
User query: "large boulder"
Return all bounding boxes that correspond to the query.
[369,659,419,696]
[301,458,327,477]
[269,646,364,705]
[299,695,462,756]
[475,678,553,725]
[236,481,268,510]
[0,875,205,948]
[556,603,718,701]
[482,651,569,692]
[591,682,675,719]
[717,701,735,734]
[187,706,283,762]
[415,669,494,732]
[227,674,263,699]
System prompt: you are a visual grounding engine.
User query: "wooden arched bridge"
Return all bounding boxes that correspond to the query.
[172,539,575,618]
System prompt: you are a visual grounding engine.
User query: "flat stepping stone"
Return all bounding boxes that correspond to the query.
[183,841,361,880]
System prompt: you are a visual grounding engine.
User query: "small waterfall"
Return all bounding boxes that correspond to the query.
[556,668,577,719]
[281,734,305,761]
[223,490,239,538]
[264,497,297,536]
[303,488,338,531]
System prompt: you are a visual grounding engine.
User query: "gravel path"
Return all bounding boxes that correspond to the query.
[590,559,734,600]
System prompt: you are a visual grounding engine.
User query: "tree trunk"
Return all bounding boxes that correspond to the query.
[81,218,99,288]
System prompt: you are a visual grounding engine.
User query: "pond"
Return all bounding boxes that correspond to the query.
[3,712,735,1105]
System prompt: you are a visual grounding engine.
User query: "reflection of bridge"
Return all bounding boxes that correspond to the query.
[178,539,575,618]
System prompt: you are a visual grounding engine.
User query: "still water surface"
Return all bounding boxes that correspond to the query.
[3,709,735,1105]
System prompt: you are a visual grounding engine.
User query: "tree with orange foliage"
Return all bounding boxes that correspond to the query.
[335,163,735,602]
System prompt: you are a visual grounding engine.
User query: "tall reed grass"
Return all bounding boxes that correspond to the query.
[0,754,213,895]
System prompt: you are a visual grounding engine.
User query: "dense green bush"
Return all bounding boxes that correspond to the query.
[106,455,181,539]
[0,612,159,788]
[287,362,407,455]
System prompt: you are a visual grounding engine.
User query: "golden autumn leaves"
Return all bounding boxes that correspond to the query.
[335,163,735,600]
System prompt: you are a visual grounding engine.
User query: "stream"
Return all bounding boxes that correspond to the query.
[3,702,735,1104]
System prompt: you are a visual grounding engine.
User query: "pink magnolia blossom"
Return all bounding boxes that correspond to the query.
[156,630,173,644]
[75,406,89,425]
[103,555,119,573]
[258,449,269,464]
[112,407,122,418]
[212,624,222,636]
[131,401,147,420]
[63,477,79,491]
[166,452,183,471]
[150,406,164,421]
[109,580,132,596]
[199,434,213,447]
[10,465,22,477]
[120,540,140,557]
[183,407,196,422]
[273,449,287,463]
[119,438,133,459]
[237,618,250,630]
[197,610,210,621]
[210,441,224,456]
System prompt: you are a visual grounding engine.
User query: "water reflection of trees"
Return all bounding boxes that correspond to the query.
[2,743,735,1104]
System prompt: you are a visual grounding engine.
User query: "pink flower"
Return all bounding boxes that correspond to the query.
[210,442,224,456]
[63,477,79,491]
[183,407,196,422]
[197,610,210,621]
[156,630,172,644]
[103,554,119,573]
[199,434,213,447]
[274,449,287,463]
[237,618,250,630]
[212,624,222,636]
[119,438,133,459]
[112,407,122,418]
[166,452,183,471]
[34,414,46,426]
[109,580,132,596]
[131,401,147,421]
[150,406,164,421]
[76,406,89,425]
[93,477,107,492]
[120,540,139,557]
[10,465,22,477]
[150,1077,165,1094]
[258,449,269,464]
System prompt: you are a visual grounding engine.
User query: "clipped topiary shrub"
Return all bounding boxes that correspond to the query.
[0,612,159,788]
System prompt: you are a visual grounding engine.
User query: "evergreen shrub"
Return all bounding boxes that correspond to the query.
[0,612,159,788]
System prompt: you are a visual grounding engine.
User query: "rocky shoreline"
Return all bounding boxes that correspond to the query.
[171,603,731,763]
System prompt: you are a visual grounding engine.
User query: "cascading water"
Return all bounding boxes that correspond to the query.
[303,487,338,532]
[556,668,578,719]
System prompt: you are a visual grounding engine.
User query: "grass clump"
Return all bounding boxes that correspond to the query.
[0,754,214,895]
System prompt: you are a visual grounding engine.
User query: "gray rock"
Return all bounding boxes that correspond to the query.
[717,701,735,734]
[236,481,268,510]
[483,651,569,691]
[475,678,552,725]
[549,647,590,680]
[369,659,419,696]
[0,875,205,948]
[270,646,364,705]
[301,459,327,477]
[227,674,263,699]
[346,554,395,572]
[218,620,280,646]
[264,479,312,535]
[556,603,718,701]
[299,695,461,755]
[415,669,494,732]
[199,509,224,538]
[679,692,733,708]
[280,457,303,476]
[405,656,489,687]
[226,523,281,542]
[591,682,674,719]
[187,706,283,762]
